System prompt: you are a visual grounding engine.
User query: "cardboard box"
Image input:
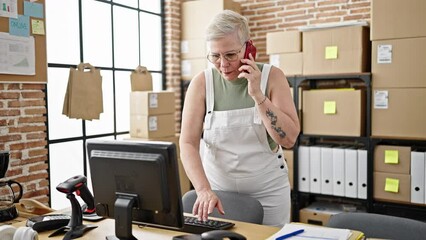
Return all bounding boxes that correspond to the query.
[283,149,294,190]
[371,0,426,40]
[125,135,192,195]
[299,202,346,226]
[130,91,175,115]
[303,26,370,75]
[181,0,241,39]
[374,171,411,204]
[181,38,208,60]
[181,59,208,80]
[302,89,365,136]
[270,53,303,76]
[372,88,426,140]
[266,31,302,54]
[372,38,426,88]
[374,145,411,174]
[130,114,175,139]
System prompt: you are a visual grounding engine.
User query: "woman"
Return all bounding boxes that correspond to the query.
[179,10,300,227]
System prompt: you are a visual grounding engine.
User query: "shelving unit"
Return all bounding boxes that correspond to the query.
[180,73,426,222]
[288,73,426,223]
[288,73,373,221]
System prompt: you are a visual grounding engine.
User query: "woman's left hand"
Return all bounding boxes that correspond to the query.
[238,53,264,102]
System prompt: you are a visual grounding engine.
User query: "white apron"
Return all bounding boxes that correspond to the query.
[201,64,290,227]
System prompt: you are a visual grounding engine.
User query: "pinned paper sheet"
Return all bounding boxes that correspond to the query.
[325,46,338,59]
[24,1,44,18]
[9,14,30,37]
[385,178,399,193]
[31,19,45,35]
[385,150,399,164]
[324,101,336,114]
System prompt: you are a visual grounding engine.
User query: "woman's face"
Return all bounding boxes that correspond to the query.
[207,32,245,81]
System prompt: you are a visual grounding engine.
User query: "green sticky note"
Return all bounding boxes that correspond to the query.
[323,101,336,114]
[325,46,338,59]
[384,150,399,164]
[385,178,399,193]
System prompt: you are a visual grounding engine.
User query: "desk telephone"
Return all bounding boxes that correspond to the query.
[174,230,246,240]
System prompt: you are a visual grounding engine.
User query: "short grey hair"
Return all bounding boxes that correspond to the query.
[206,10,250,45]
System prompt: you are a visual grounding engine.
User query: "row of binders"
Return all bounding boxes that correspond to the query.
[298,145,367,199]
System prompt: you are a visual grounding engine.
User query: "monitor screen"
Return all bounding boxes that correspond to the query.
[87,139,184,239]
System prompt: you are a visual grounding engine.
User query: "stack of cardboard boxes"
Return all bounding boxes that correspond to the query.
[371,0,426,139]
[181,0,241,80]
[266,31,303,76]
[374,145,426,205]
[128,76,191,195]
[301,25,370,137]
[371,0,426,207]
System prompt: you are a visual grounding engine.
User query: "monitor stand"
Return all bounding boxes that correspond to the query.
[107,193,139,240]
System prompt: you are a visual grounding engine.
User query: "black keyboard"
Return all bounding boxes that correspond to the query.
[181,216,235,234]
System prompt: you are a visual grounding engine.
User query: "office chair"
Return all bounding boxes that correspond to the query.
[327,212,426,240]
[182,190,264,224]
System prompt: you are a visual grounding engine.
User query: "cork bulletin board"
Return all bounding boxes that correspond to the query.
[0,0,47,83]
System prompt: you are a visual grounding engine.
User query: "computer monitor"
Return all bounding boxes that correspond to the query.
[86,139,184,240]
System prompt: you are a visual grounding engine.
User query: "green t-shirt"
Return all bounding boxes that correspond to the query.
[211,63,277,151]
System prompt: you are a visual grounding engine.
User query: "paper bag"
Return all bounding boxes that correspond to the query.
[62,63,103,120]
[130,66,153,91]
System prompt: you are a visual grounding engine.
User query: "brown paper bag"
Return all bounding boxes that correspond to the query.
[62,63,103,120]
[130,66,153,91]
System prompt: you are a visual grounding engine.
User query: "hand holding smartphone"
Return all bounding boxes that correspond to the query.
[243,40,257,61]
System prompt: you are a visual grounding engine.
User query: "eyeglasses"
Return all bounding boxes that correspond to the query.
[206,44,244,63]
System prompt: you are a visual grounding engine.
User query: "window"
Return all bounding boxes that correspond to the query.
[46,0,164,209]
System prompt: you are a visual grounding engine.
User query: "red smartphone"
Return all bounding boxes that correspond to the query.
[243,40,257,61]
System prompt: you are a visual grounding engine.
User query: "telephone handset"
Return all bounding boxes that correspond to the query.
[243,40,257,61]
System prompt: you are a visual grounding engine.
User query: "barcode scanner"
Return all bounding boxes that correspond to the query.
[50,175,97,239]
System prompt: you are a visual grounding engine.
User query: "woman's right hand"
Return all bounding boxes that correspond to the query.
[193,189,225,221]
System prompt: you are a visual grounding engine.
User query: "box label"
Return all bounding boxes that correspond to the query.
[377,44,392,64]
[323,101,336,114]
[149,93,158,108]
[374,90,388,109]
[269,54,280,67]
[181,40,189,53]
[325,46,338,60]
[385,178,399,193]
[181,60,191,76]
[148,116,158,131]
[385,150,399,164]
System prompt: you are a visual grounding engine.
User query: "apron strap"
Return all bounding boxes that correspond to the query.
[204,68,214,130]
[254,64,272,124]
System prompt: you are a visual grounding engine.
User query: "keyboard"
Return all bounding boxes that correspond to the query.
[181,216,235,234]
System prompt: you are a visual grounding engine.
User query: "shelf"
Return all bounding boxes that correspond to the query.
[299,135,370,145]
[373,201,426,222]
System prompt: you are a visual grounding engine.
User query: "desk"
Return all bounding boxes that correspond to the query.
[12,216,279,240]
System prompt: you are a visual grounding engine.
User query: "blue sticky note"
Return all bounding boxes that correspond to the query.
[24,1,44,18]
[9,15,30,37]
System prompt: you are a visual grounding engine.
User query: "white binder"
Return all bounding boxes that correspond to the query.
[298,146,310,192]
[310,146,321,193]
[357,149,368,199]
[344,148,358,198]
[332,147,345,196]
[411,151,425,204]
[321,147,333,195]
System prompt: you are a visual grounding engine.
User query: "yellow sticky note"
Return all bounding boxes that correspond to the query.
[31,19,45,35]
[325,46,338,59]
[323,101,336,114]
[384,150,399,164]
[385,178,399,193]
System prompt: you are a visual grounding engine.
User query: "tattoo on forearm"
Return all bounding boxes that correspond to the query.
[266,109,287,139]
